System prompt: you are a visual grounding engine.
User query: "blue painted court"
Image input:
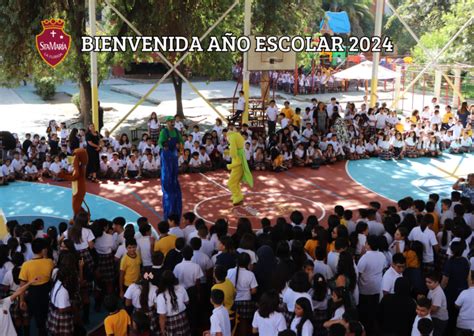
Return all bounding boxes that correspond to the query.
[346,153,473,202]
[0,181,140,226]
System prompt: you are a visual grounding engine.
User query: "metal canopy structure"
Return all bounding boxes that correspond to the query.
[334,61,401,80]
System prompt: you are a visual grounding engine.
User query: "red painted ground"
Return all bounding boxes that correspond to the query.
[48,161,395,229]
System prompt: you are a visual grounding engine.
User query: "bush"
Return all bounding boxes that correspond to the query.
[34,76,56,100]
[71,92,81,112]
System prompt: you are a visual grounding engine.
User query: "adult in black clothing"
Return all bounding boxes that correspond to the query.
[377,277,416,336]
[254,245,276,295]
[98,101,104,133]
[215,235,237,272]
[68,128,80,154]
[85,124,100,182]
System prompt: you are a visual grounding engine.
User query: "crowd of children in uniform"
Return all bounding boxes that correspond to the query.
[0,174,474,336]
[1,98,472,186]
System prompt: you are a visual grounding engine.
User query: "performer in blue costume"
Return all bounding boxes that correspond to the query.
[158,116,183,220]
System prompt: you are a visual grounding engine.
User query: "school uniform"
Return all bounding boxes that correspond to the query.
[95,232,116,283]
[252,310,287,336]
[0,297,17,336]
[282,287,313,323]
[63,228,95,290]
[382,266,403,294]
[290,316,314,336]
[47,280,74,335]
[411,314,433,336]
[209,305,232,336]
[313,260,334,280]
[227,267,258,320]
[156,285,191,335]
[136,236,154,268]
[408,226,438,273]
[455,287,474,332]
[191,251,213,283]
[428,285,448,336]
[124,283,159,332]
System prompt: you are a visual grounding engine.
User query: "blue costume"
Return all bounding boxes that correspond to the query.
[159,125,182,220]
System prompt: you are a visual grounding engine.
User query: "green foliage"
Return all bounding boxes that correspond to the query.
[34,76,56,100]
[71,92,81,111]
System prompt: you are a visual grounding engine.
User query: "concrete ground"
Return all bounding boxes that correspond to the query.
[1,77,440,140]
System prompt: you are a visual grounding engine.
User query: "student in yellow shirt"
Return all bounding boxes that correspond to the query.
[19,238,54,336]
[104,295,131,336]
[442,105,454,130]
[425,201,440,233]
[154,221,177,256]
[293,107,302,129]
[211,265,236,315]
[281,101,294,120]
[119,238,142,298]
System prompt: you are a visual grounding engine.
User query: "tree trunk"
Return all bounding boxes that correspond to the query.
[171,73,184,118]
[79,76,92,127]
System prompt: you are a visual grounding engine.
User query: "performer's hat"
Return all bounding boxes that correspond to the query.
[165,116,175,122]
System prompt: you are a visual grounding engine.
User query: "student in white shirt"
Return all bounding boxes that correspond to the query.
[124,271,158,330]
[229,90,245,124]
[24,160,39,181]
[142,153,159,178]
[290,297,315,336]
[266,100,279,135]
[190,238,213,284]
[124,154,141,179]
[411,297,433,336]
[382,253,406,295]
[136,224,154,268]
[92,219,116,294]
[251,291,287,336]
[454,272,474,333]
[227,252,258,328]
[425,273,448,336]
[207,289,231,336]
[408,215,439,268]
[282,271,313,321]
[156,271,190,335]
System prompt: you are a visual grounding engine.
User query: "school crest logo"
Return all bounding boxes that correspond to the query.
[36,19,71,67]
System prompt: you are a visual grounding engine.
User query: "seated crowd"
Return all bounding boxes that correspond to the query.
[0,99,472,185]
[0,179,473,336]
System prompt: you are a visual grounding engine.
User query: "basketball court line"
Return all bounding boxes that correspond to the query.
[283,170,347,200]
[130,191,163,220]
[199,173,231,193]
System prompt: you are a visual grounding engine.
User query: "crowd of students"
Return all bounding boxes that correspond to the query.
[0,175,474,336]
[0,97,473,185]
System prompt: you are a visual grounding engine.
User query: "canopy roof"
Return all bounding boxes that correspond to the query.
[333,61,401,80]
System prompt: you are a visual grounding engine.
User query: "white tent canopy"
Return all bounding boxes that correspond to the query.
[333,61,401,80]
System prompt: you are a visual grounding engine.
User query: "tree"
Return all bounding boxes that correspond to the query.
[0,0,110,126]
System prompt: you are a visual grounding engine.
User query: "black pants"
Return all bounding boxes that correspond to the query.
[268,120,276,135]
[27,283,51,336]
[186,286,199,334]
[358,293,380,336]
[229,110,243,124]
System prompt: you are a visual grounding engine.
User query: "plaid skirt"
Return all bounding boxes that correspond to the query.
[280,303,294,325]
[164,310,190,336]
[379,150,393,160]
[150,128,159,143]
[97,253,115,283]
[234,300,256,320]
[136,308,159,332]
[78,248,95,292]
[47,303,74,335]
[313,308,328,325]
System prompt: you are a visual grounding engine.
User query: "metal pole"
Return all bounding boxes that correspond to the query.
[89,0,99,129]
[242,0,252,124]
[370,0,384,108]
[389,15,472,109]
[394,65,401,110]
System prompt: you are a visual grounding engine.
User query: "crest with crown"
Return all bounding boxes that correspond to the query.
[41,19,65,30]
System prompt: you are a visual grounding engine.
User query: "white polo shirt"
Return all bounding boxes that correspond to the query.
[357,250,386,295]
[266,106,278,122]
[411,315,432,336]
[199,238,215,258]
[210,305,232,336]
[136,236,153,267]
[236,97,245,111]
[95,233,114,255]
[290,316,314,336]
[408,226,438,263]
[227,267,258,301]
[124,283,158,309]
[455,287,474,330]
[282,287,313,313]
[173,260,204,289]
[428,285,448,321]
[252,311,287,336]
[191,250,213,283]
[169,227,184,239]
[367,220,385,236]
[313,260,334,280]
[156,285,188,316]
[63,227,94,251]
[327,251,340,275]
[50,280,71,309]
[382,266,402,294]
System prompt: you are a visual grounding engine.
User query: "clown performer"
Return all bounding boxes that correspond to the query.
[227,126,253,205]
[158,116,183,220]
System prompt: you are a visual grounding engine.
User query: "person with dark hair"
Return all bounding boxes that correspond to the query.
[454,271,474,334]
[214,235,237,272]
[104,295,131,336]
[357,235,386,334]
[327,237,348,275]
[290,210,305,230]
[411,297,432,336]
[163,237,185,271]
[425,272,448,336]
[212,265,236,316]
[378,277,417,335]
[168,213,183,238]
[282,271,313,324]
[382,253,406,295]
[327,323,346,336]
[18,238,54,336]
[206,289,231,336]
[251,290,286,335]
[156,270,191,335]
[155,221,177,258]
[290,297,315,336]
[408,214,439,275]
[227,252,258,336]
[254,245,277,294]
[323,287,352,328]
[124,269,159,333]
[119,238,142,299]
[131,311,150,335]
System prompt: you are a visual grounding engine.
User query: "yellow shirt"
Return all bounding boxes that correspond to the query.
[442,112,453,123]
[154,234,177,256]
[19,258,54,285]
[304,240,318,260]
[404,250,420,268]
[104,309,130,336]
[428,211,440,234]
[212,279,236,314]
[120,253,142,286]
[281,107,294,120]
[292,114,302,128]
